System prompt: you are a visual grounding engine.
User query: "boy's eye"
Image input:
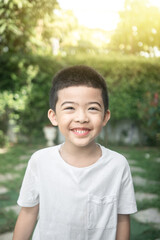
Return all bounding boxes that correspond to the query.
[64,107,74,110]
[89,107,99,111]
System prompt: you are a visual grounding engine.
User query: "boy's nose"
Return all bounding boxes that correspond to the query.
[74,110,89,123]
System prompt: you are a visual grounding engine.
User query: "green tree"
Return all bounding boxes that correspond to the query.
[110,0,160,54]
[0,0,58,54]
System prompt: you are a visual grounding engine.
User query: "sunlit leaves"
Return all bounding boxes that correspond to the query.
[0,0,57,54]
[110,0,160,54]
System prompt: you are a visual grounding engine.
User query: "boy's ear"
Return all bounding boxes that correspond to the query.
[48,109,58,126]
[103,110,110,127]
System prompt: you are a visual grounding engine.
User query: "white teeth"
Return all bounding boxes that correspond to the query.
[74,130,88,134]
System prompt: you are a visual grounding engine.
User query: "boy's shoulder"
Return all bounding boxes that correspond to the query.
[102,145,126,158]
[30,144,60,160]
[101,145,129,168]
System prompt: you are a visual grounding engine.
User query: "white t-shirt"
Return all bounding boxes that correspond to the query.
[17,144,137,240]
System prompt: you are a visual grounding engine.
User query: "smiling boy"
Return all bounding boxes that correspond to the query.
[13,65,137,240]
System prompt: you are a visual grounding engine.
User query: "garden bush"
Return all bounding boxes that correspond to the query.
[0,53,160,145]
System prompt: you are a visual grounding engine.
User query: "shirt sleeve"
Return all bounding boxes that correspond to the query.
[117,160,137,214]
[17,157,39,207]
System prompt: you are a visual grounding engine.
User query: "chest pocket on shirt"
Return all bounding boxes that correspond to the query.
[87,194,117,229]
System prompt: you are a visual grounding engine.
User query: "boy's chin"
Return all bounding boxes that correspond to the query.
[66,140,96,148]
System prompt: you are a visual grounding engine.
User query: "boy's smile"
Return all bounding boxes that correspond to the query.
[71,128,90,136]
[48,86,110,149]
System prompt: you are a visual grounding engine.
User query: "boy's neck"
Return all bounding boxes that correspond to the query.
[59,142,102,168]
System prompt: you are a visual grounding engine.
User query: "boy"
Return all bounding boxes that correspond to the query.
[13,65,137,240]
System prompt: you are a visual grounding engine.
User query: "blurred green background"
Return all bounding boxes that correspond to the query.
[0,0,160,147]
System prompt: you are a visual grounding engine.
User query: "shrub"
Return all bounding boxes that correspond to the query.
[1,53,160,145]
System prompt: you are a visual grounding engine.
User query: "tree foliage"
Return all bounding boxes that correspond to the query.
[110,0,160,54]
[0,0,57,54]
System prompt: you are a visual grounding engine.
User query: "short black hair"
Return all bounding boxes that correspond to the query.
[49,65,109,112]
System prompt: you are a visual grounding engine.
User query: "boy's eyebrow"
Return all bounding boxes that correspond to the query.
[61,101,102,108]
[61,101,75,107]
[87,102,102,108]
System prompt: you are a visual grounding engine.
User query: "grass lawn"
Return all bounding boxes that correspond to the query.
[0,143,44,234]
[0,143,160,238]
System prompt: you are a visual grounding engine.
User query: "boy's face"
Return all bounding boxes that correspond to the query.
[48,86,110,149]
